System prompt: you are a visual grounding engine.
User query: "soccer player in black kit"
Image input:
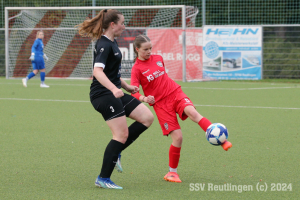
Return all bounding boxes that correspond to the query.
[77,9,154,189]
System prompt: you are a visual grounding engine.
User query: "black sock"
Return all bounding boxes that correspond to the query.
[122,121,148,151]
[100,139,124,178]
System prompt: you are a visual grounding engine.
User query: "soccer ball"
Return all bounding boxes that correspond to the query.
[206,123,229,145]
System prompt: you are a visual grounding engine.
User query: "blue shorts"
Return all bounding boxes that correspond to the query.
[32,59,45,70]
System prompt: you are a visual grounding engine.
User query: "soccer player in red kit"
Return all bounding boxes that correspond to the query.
[130,35,232,183]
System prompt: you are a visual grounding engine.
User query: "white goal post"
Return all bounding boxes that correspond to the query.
[5,6,200,81]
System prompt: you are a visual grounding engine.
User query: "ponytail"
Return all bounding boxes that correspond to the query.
[77,9,122,40]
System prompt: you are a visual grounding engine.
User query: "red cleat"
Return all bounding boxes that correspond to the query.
[164,172,182,183]
[221,141,232,151]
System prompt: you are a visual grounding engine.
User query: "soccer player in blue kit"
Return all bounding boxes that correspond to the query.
[22,30,50,88]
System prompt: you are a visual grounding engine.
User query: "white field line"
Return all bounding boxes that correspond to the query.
[0,82,299,90]
[0,98,299,110]
[181,86,299,90]
[0,82,89,87]
[194,104,300,110]
[0,98,89,103]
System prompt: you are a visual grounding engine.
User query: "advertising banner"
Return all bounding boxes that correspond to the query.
[147,29,203,81]
[118,29,146,78]
[203,26,262,80]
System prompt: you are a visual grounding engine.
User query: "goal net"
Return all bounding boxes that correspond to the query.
[5,6,201,81]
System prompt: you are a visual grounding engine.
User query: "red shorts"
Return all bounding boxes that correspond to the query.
[153,88,194,135]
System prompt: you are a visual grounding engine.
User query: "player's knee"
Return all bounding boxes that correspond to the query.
[173,136,183,146]
[139,110,154,127]
[188,110,202,122]
[171,130,183,145]
[117,134,129,144]
[145,112,154,127]
[176,134,183,144]
[189,110,198,120]
[113,128,129,143]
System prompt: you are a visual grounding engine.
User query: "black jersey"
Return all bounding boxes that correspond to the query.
[90,36,122,101]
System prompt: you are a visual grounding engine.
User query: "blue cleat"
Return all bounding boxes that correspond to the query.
[95,176,123,189]
[114,154,123,173]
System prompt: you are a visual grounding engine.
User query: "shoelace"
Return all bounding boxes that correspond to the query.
[103,179,115,185]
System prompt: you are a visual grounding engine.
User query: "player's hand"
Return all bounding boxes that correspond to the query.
[144,95,155,104]
[43,54,49,61]
[112,88,124,98]
[125,85,139,94]
[29,54,34,61]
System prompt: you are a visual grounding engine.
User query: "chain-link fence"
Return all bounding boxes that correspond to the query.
[202,1,300,79]
[263,26,300,79]
[204,0,300,25]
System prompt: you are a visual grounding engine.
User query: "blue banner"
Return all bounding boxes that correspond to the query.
[204,66,261,80]
[203,26,262,80]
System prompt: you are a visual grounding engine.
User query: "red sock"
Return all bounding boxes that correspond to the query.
[198,117,212,132]
[169,144,181,169]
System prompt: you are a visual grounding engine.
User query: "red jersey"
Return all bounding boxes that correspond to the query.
[131,55,181,105]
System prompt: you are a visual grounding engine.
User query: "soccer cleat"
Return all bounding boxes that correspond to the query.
[22,78,27,87]
[95,176,123,189]
[114,154,123,173]
[221,140,232,151]
[164,172,182,183]
[40,83,50,88]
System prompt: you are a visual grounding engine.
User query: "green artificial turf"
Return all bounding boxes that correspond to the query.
[0,78,299,199]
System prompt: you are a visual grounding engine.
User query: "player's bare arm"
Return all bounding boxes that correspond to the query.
[140,95,155,104]
[120,78,139,94]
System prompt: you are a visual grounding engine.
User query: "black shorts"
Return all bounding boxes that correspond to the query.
[91,93,141,121]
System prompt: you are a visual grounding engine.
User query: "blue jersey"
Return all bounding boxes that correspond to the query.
[31,38,44,59]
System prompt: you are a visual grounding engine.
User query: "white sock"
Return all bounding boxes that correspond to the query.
[169,167,177,173]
